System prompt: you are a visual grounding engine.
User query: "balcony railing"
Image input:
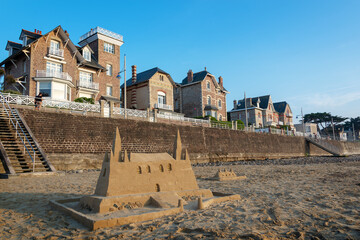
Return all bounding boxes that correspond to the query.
[154,103,172,110]
[77,80,99,90]
[36,70,72,81]
[48,47,64,58]
[79,27,123,42]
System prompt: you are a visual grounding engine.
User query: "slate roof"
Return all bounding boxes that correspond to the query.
[232,95,271,111]
[121,67,171,88]
[181,70,208,85]
[20,29,42,40]
[76,46,104,70]
[6,41,22,50]
[180,70,229,92]
[273,101,287,113]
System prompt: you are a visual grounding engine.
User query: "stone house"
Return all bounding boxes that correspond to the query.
[121,66,176,111]
[273,101,294,127]
[0,26,123,102]
[229,95,293,128]
[174,69,229,121]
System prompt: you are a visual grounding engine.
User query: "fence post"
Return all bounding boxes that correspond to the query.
[154,109,157,123]
[100,100,105,117]
[109,102,114,118]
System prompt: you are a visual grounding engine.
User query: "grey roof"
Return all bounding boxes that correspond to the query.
[273,101,287,113]
[204,105,219,111]
[180,70,229,92]
[232,95,271,111]
[6,41,22,50]
[100,95,121,103]
[76,46,104,70]
[121,67,171,88]
[19,29,42,40]
[181,70,208,85]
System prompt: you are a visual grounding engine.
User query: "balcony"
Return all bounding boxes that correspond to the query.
[154,103,172,110]
[77,80,99,90]
[47,47,64,58]
[36,70,72,81]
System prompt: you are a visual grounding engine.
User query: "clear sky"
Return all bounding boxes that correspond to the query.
[1,0,359,122]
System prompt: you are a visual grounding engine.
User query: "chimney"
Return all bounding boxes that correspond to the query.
[218,76,223,87]
[132,65,137,83]
[64,30,69,37]
[204,67,207,71]
[34,29,37,33]
[39,31,42,34]
[233,100,237,108]
[187,69,193,83]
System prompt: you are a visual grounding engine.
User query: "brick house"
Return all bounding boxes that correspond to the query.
[0,26,123,102]
[174,69,229,121]
[121,66,176,111]
[229,95,293,127]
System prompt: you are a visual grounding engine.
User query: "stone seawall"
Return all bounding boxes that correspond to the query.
[17,109,359,171]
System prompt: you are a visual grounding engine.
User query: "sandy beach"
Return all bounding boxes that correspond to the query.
[1,156,359,239]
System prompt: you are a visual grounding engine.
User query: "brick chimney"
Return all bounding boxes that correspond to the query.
[187,69,193,83]
[132,65,137,83]
[218,76,223,87]
[64,30,69,37]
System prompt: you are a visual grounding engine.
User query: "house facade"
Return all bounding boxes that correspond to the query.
[174,69,228,121]
[229,95,293,128]
[121,66,175,111]
[0,26,123,102]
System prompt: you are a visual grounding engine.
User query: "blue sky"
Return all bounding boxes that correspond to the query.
[1,0,359,122]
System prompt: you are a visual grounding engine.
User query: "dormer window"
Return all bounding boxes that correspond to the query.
[83,48,91,61]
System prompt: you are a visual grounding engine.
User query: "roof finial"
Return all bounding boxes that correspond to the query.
[204,67,207,71]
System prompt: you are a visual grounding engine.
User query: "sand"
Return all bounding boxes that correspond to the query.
[1,156,359,239]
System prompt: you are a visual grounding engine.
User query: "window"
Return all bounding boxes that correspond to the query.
[104,42,115,54]
[106,86,113,96]
[83,48,91,61]
[258,113,261,118]
[53,82,67,100]
[159,75,164,81]
[218,99,222,108]
[39,81,51,97]
[46,61,62,75]
[159,164,164,172]
[205,111,211,116]
[50,40,60,51]
[79,71,93,83]
[206,81,210,90]
[219,115,222,121]
[158,91,166,105]
[207,96,211,105]
[106,64,112,76]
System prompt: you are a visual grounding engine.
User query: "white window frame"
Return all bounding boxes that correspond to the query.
[79,71,93,83]
[207,96,211,105]
[158,91,166,104]
[46,61,62,74]
[83,48,91,61]
[50,40,60,51]
[106,64,112,76]
[106,85,113,96]
[104,42,115,54]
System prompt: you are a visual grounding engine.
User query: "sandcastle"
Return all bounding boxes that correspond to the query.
[50,128,240,230]
[212,169,247,181]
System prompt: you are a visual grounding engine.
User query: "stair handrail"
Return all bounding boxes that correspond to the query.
[0,92,38,172]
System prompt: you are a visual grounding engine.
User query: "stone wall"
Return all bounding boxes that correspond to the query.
[17,108,360,171]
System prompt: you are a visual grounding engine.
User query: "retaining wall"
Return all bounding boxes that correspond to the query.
[17,109,360,171]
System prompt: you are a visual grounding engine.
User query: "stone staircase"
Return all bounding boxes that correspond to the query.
[0,107,55,174]
[305,137,344,157]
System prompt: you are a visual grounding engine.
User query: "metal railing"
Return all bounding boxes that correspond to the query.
[36,70,72,81]
[157,113,209,125]
[48,47,64,58]
[77,80,99,90]
[0,92,38,172]
[154,103,172,110]
[0,93,101,112]
[79,26,123,42]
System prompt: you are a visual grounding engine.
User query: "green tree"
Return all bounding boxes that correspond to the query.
[304,112,347,135]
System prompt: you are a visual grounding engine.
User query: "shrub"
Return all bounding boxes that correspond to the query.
[1,89,21,95]
[74,97,95,104]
